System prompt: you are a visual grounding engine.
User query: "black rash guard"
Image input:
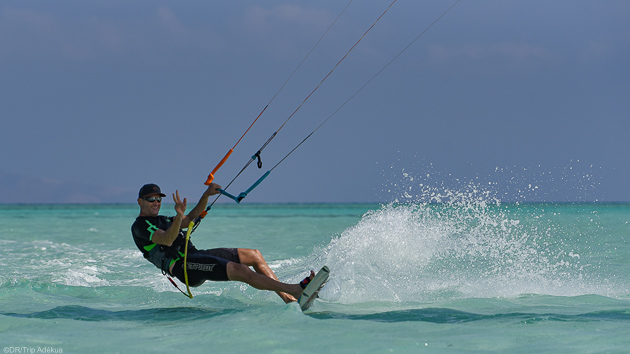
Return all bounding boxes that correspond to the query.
[131,215,194,274]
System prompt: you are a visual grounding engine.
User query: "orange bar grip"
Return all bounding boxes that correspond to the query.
[205,149,233,185]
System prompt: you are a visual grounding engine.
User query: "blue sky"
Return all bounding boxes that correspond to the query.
[1,0,629,204]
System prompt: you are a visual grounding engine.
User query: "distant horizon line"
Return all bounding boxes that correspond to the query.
[2,200,629,206]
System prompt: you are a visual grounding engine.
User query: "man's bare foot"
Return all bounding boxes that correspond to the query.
[290,270,315,299]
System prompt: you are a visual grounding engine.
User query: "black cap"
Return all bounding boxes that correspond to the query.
[138,183,167,198]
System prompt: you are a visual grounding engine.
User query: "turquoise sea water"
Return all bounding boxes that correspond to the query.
[1,201,629,353]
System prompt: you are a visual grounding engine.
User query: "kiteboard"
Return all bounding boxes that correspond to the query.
[298,265,330,312]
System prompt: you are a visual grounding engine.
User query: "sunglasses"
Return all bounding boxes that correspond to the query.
[143,197,162,203]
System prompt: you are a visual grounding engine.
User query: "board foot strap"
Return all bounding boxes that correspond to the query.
[298,266,330,311]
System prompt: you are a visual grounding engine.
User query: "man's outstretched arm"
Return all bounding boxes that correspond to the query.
[182,183,221,226]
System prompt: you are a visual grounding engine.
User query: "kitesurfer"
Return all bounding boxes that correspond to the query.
[131,183,313,303]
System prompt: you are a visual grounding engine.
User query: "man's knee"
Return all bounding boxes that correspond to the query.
[238,248,265,264]
[250,249,263,260]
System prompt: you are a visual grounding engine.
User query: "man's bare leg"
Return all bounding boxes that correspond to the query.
[226,261,314,301]
[238,248,297,303]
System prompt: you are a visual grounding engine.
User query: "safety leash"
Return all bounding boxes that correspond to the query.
[167,221,195,298]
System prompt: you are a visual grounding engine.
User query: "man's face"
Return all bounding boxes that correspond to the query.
[138,194,162,217]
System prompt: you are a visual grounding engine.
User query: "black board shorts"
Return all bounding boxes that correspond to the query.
[171,248,240,287]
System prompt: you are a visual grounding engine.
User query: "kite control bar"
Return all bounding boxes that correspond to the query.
[218,171,271,204]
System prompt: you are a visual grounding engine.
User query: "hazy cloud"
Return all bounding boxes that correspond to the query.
[427,42,557,73]
[0,5,223,63]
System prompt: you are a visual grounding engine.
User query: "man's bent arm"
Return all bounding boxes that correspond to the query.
[151,214,184,247]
